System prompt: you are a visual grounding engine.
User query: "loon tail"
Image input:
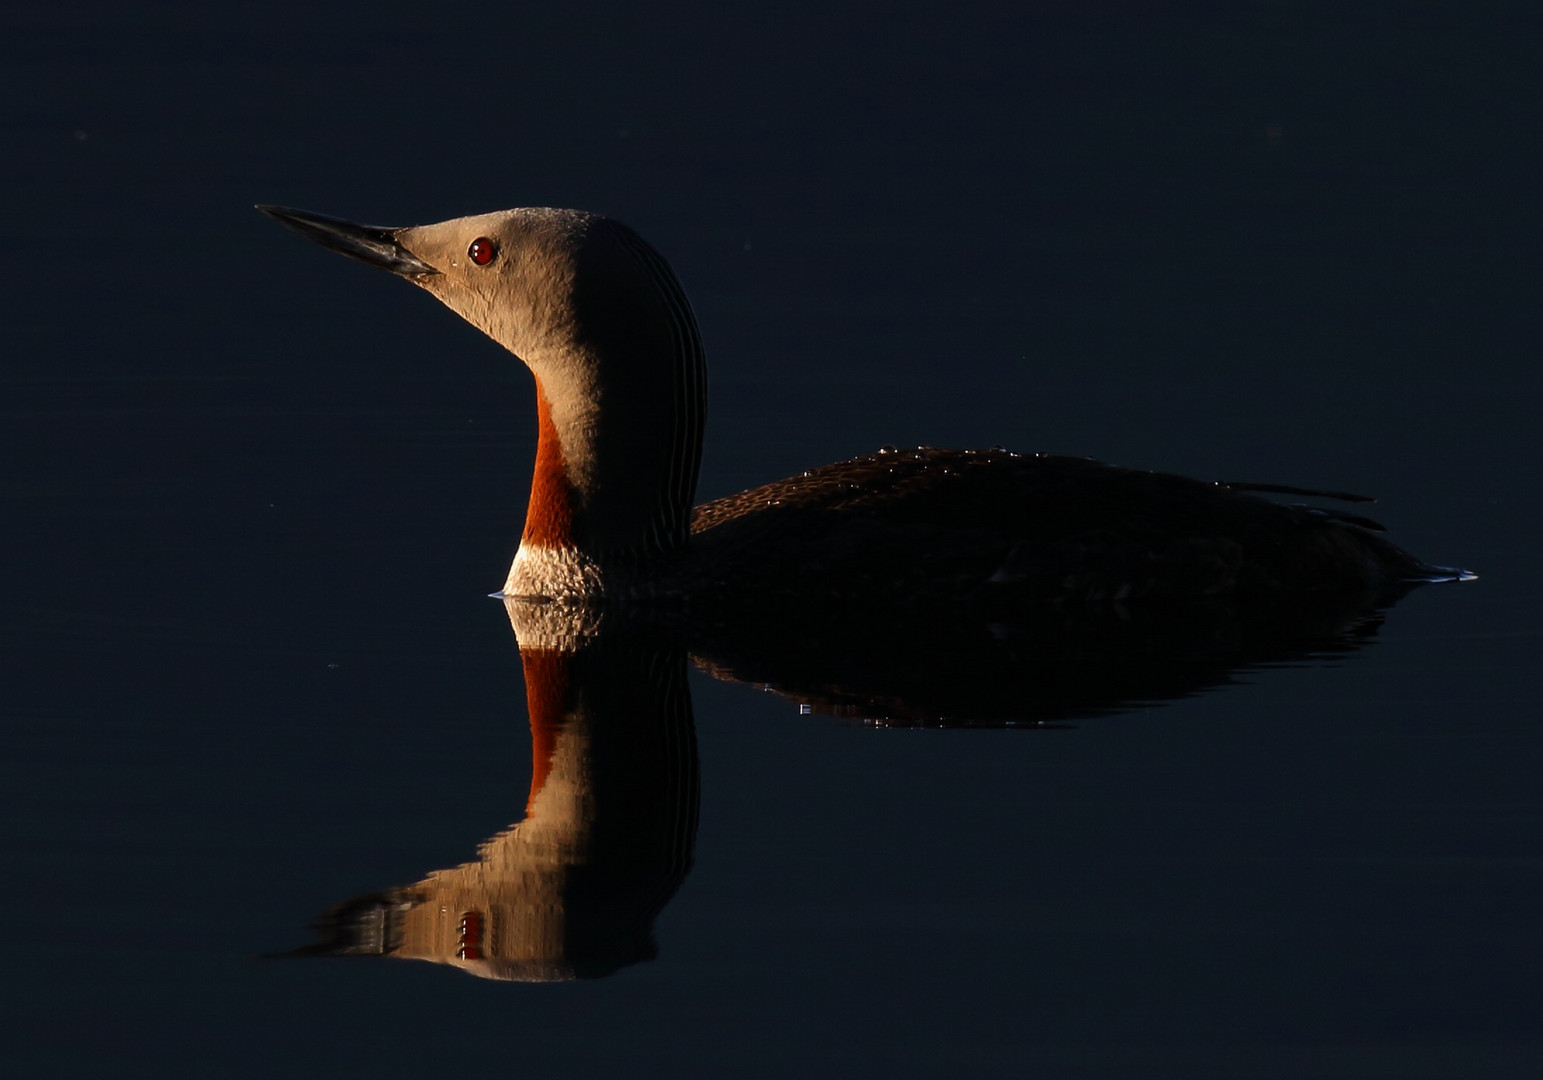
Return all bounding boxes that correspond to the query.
[1410,564,1478,584]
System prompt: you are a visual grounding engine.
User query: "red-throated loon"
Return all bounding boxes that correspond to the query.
[258,204,1471,607]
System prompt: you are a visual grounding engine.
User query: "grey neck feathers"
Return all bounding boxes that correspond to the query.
[549,219,707,562]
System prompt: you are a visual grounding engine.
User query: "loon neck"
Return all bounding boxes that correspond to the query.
[504,221,707,599]
[505,377,604,599]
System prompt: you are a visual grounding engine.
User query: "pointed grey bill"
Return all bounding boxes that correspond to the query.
[256,204,439,278]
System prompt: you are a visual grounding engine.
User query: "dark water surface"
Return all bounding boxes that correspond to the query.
[4,2,1541,1077]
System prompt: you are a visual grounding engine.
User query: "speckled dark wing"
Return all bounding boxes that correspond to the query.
[688,446,1434,608]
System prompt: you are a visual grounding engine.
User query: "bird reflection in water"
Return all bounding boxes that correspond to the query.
[285,600,698,982]
[285,573,1439,979]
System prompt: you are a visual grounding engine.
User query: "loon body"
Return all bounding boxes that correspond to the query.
[259,204,1468,608]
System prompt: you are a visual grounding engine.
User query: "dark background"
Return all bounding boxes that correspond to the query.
[3,2,1539,1077]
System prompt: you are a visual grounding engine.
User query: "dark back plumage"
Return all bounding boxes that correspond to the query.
[690,446,1448,610]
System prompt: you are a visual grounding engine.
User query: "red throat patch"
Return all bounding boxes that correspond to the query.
[520,648,570,815]
[522,380,575,548]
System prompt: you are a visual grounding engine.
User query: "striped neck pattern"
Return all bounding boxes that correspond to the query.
[504,217,706,599]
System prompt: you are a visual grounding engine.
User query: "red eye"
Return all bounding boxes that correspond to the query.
[468,237,497,265]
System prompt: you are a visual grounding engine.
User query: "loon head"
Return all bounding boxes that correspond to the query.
[258,205,706,598]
